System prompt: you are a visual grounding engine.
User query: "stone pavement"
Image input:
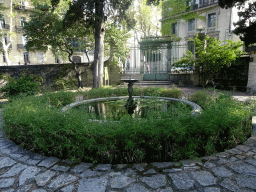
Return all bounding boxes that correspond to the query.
[1,95,256,191]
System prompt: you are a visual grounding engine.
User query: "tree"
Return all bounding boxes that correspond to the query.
[173,34,244,82]
[23,4,94,88]
[218,0,256,47]
[57,0,134,88]
[0,0,14,65]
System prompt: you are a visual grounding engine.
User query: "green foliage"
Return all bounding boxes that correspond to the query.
[1,88,253,164]
[173,34,244,80]
[0,73,43,99]
[51,78,77,91]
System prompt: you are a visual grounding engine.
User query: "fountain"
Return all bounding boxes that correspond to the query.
[120,77,139,114]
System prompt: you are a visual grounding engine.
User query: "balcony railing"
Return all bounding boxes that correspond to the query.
[1,24,10,30]
[17,44,25,49]
[191,0,218,10]
[15,26,24,32]
[0,43,12,49]
[13,4,34,12]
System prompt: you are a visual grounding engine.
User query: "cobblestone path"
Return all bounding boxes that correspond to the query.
[0,97,256,192]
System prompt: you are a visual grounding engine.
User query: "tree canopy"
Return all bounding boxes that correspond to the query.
[218,0,256,46]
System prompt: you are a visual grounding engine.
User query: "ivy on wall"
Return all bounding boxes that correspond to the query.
[161,0,215,37]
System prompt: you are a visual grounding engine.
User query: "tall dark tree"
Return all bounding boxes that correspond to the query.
[55,0,133,88]
[219,0,256,47]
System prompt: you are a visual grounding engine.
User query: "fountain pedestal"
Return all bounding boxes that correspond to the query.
[120,79,139,114]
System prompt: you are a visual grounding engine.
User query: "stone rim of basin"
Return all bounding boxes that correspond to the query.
[61,96,202,118]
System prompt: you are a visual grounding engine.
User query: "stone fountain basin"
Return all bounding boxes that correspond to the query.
[61,96,202,116]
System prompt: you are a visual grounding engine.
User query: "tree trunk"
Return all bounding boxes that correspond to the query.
[93,0,105,88]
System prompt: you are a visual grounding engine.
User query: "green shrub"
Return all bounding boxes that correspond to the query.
[1,87,253,164]
[51,78,77,91]
[0,73,43,99]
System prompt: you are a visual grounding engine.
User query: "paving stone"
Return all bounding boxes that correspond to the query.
[0,163,28,177]
[203,162,216,169]
[0,157,17,169]
[246,151,255,156]
[94,164,112,171]
[3,189,15,192]
[77,176,108,192]
[116,164,127,169]
[143,169,157,174]
[60,184,75,192]
[140,174,166,189]
[216,158,229,165]
[133,163,147,171]
[31,190,47,192]
[37,157,60,168]
[228,161,256,175]
[8,153,24,160]
[48,173,78,191]
[200,156,218,161]
[62,159,75,165]
[216,152,229,158]
[245,159,256,166]
[35,170,57,187]
[236,145,251,152]
[32,154,46,161]
[71,162,92,173]
[19,166,41,186]
[17,184,32,192]
[25,159,41,166]
[51,165,69,172]
[230,157,238,162]
[124,168,137,177]
[151,162,173,168]
[169,172,194,190]
[0,178,15,189]
[236,155,246,159]
[155,188,174,192]
[211,166,233,177]
[79,169,103,178]
[19,155,30,162]
[125,183,150,192]
[0,148,12,154]
[184,166,200,171]
[190,171,217,186]
[204,187,220,192]
[226,148,243,155]
[107,172,122,177]
[111,174,136,188]
[220,178,240,192]
[163,168,182,173]
[235,175,256,190]
[180,159,202,166]
[10,146,20,153]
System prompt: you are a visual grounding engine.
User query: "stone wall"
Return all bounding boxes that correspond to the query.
[247,47,256,92]
[0,63,121,89]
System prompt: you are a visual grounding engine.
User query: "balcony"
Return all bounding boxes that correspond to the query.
[0,43,12,49]
[15,26,24,32]
[17,44,25,49]
[13,4,34,12]
[1,24,10,30]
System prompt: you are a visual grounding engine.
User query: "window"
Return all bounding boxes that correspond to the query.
[0,0,3,3]
[20,17,26,27]
[188,19,195,31]
[55,57,59,63]
[188,41,195,54]
[171,23,177,34]
[208,13,216,27]
[19,1,25,9]
[0,16,5,28]
[3,52,6,63]
[4,34,7,45]
[24,52,29,63]
[38,53,44,63]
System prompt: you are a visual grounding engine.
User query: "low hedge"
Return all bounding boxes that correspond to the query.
[1,87,253,164]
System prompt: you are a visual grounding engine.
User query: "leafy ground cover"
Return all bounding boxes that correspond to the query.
[1,87,254,164]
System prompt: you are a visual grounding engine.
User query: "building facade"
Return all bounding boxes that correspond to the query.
[0,0,91,66]
[161,0,242,68]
